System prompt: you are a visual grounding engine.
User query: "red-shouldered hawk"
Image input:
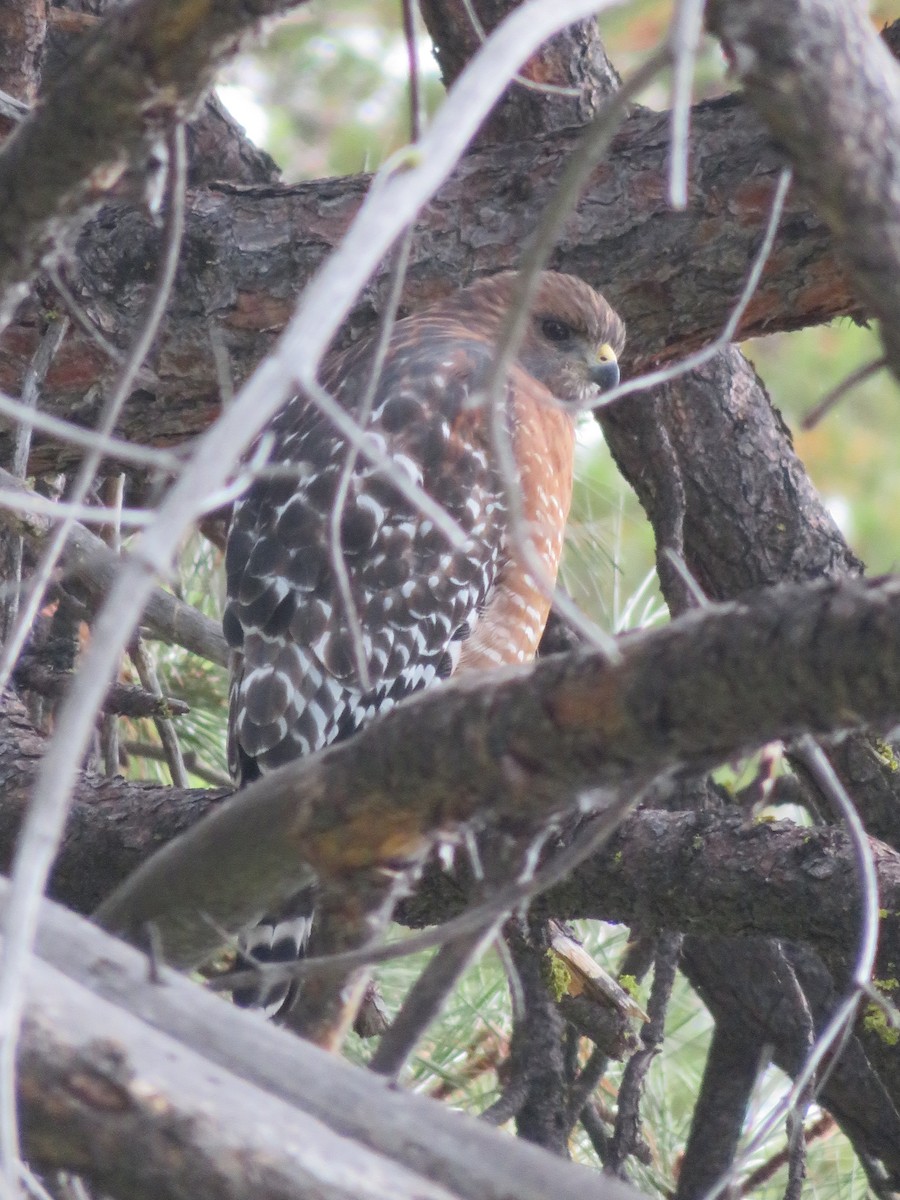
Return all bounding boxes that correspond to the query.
[223,271,624,1011]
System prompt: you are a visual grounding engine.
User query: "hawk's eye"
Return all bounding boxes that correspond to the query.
[541,318,573,343]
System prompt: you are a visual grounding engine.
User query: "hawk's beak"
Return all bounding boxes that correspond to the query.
[589,343,620,392]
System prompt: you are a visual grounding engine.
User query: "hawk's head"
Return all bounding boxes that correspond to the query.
[520,272,625,406]
[447,271,626,408]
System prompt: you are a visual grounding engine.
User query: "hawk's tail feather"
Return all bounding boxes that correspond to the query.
[231,887,315,1018]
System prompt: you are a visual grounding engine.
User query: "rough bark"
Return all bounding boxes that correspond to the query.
[4,689,900,999]
[419,0,620,143]
[14,877,644,1200]
[0,92,852,473]
[23,958,465,1200]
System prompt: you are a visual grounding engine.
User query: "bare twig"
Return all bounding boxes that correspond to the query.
[12,320,69,482]
[2,317,69,639]
[99,475,125,777]
[129,639,189,788]
[0,388,180,471]
[738,1115,834,1197]
[458,0,581,98]
[800,356,888,429]
[369,926,496,1079]
[121,739,230,787]
[0,91,26,123]
[607,933,682,1175]
[402,0,424,141]
[13,664,189,718]
[580,167,793,415]
[668,0,705,209]
[0,490,161,527]
[0,121,188,703]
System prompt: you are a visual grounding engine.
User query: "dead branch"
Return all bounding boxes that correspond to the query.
[22,945,468,1200]
[13,877,644,1200]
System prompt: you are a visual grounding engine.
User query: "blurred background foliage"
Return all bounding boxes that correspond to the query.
[123,0,900,1191]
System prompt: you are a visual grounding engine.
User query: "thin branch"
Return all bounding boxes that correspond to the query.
[12,320,69,482]
[458,0,581,97]
[121,739,230,787]
[0,467,227,667]
[129,639,189,788]
[482,49,671,664]
[579,167,793,415]
[607,933,682,1176]
[0,122,188,699]
[49,265,160,385]
[738,1116,834,1197]
[2,317,68,639]
[402,0,424,141]
[800,356,888,429]
[12,664,189,718]
[0,490,160,527]
[0,388,180,471]
[668,0,705,209]
[0,91,26,123]
[205,790,646,995]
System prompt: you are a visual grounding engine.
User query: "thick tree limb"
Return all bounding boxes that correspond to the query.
[4,691,900,993]
[0,92,852,473]
[23,956,464,1200]
[12,877,643,1200]
[547,810,900,979]
[96,576,900,966]
[11,15,900,473]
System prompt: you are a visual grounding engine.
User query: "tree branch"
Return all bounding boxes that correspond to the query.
[95,576,900,966]
[0,87,857,472]
[13,877,644,1200]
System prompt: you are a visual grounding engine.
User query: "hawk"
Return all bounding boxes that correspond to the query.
[223,270,625,1010]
